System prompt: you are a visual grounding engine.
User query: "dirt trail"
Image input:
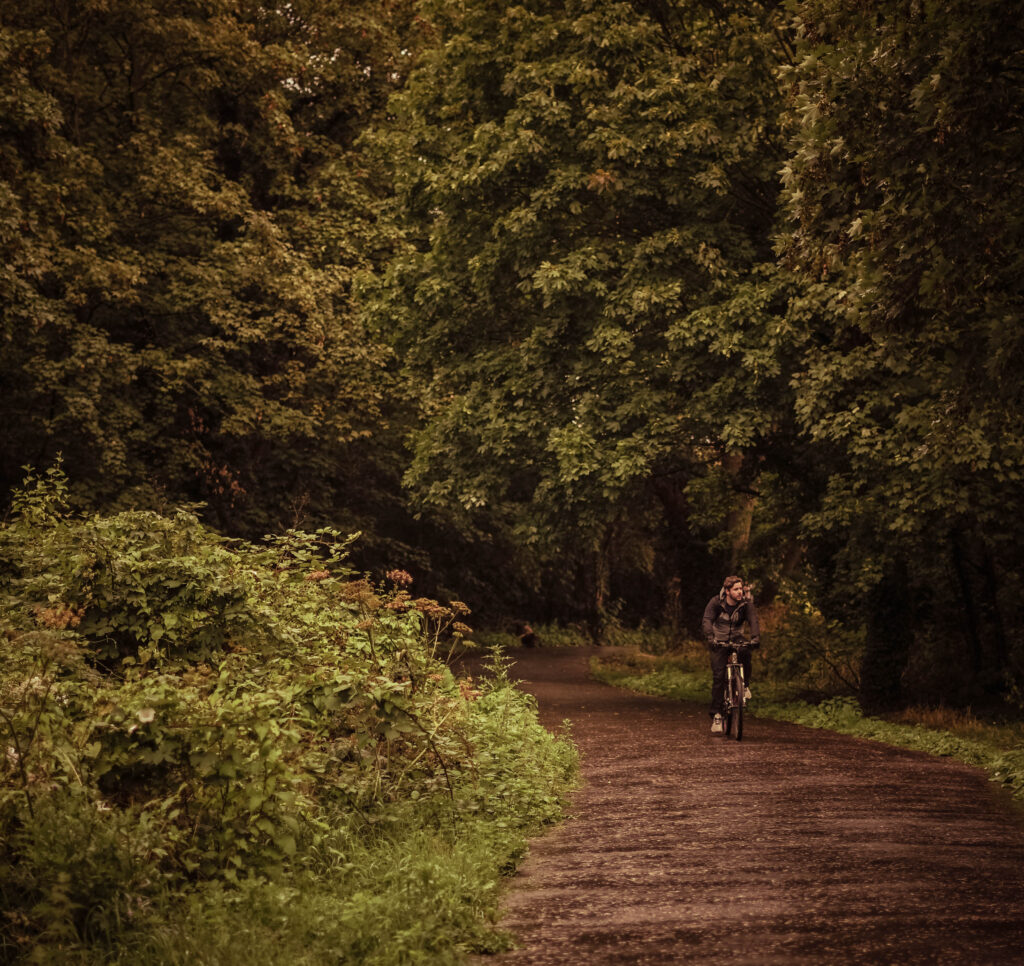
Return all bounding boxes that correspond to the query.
[474,647,1024,965]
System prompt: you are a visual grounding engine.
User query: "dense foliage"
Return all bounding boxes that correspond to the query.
[368,0,797,616]
[366,0,1024,707]
[2,0,1022,732]
[780,0,1024,707]
[0,469,576,962]
[0,0,419,545]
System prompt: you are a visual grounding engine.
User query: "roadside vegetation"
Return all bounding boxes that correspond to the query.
[0,470,577,964]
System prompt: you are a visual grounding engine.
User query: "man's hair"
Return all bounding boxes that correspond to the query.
[722,575,743,591]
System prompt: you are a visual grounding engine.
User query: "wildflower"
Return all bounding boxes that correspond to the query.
[386,569,414,588]
[339,579,376,603]
[450,600,471,616]
[413,598,451,620]
[452,622,473,637]
[33,604,82,629]
[305,569,330,582]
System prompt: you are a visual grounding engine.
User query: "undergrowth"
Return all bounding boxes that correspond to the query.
[592,648,1024,801]
[0,468,577,964]
[475,621,680,651]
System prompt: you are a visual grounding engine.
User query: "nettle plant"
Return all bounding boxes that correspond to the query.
[0,468,481,949]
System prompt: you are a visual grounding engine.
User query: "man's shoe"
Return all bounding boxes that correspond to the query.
[710,714,724,734]
[744,686,752,701]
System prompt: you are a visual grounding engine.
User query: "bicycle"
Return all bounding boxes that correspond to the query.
[721,645,748,741]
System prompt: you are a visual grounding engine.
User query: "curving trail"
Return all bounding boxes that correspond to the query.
[475,646,1024,965]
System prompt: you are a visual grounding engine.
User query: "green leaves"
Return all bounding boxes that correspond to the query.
[0,468,579,956]
[371,0,795,542]
[773,0,1024,703]
[0,0,412,537]
[781,0,1024,531]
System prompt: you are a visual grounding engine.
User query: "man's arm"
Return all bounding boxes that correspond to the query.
[701,597,719,643]
[745,599,761,644]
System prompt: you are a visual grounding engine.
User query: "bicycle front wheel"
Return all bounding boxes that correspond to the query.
[729,672,744,741]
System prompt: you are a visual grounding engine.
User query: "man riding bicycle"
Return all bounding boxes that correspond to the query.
[702,576,760,735]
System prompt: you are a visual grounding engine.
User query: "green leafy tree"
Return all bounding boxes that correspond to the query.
[369,0,803,624]
[0,0,418,536]
[780,0,1024,706]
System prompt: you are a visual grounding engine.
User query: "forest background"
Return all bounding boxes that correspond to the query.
[3,0,1024,715]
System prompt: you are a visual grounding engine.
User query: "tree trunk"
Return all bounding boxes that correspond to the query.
[858,557,913,713]
[978,544,1009,669]
[652,476,711,628]
[591,538,609,644]
[722,452,755,570]
[949,529,984,676]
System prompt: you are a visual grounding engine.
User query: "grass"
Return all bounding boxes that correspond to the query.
[591,646,1024,801]
[475,624,595,649]
[474,621,682,652]
[117,816,533,966]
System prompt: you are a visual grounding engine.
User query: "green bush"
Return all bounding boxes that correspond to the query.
[0,468,577,963]
[756,598,864,700]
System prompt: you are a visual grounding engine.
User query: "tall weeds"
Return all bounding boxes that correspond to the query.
[0,468,577,963]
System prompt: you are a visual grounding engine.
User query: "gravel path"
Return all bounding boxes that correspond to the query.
[475,646,1024,965]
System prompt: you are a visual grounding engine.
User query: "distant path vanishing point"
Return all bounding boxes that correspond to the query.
[473,646,1024,965]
